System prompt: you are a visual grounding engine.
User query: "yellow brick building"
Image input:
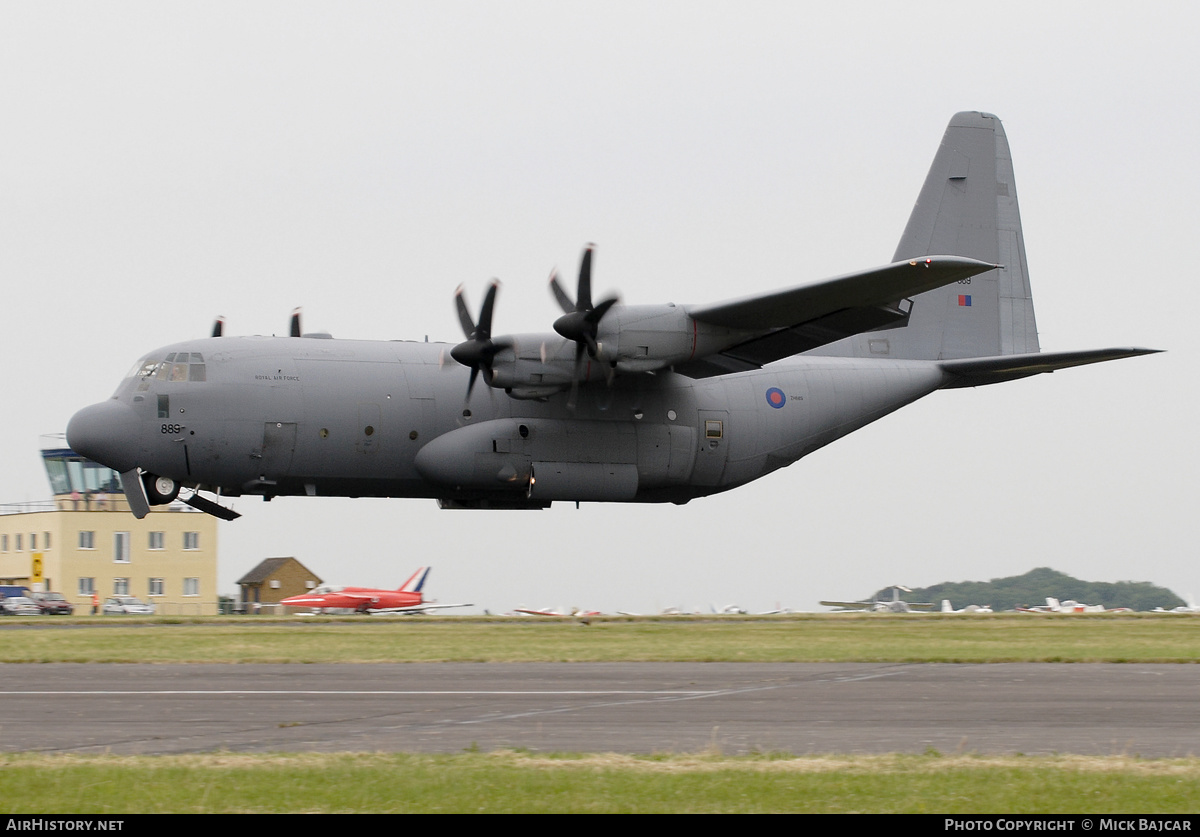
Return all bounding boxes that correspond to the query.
[0,448,218,615]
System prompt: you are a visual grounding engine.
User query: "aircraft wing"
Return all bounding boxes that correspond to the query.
[677,256,996,377]
[367,602,472,614]
[819,600,873,611]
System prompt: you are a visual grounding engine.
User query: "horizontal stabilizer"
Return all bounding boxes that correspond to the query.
[940,347,1161,388]
[690,256,996,330]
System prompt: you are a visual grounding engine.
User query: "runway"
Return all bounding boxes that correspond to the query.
[4,662,1196,757]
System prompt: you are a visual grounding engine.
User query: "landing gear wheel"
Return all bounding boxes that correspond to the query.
[143,474,180,505]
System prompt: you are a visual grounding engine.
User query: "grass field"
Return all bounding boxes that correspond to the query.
[2,751,1199,813]
[1,612,1198,663]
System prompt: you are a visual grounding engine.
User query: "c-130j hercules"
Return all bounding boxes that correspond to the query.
[67,112,1156,521]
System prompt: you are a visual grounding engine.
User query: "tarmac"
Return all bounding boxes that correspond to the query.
[3,662,1197,756]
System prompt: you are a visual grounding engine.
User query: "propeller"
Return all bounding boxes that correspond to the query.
[549,245,619,408]
[212,317,226,338]
[450,280,511,400]
[290,308,302,338]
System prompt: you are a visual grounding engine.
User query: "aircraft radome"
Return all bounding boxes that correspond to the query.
[67,112,1158,522]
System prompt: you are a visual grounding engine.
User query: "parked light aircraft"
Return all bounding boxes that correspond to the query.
[1016,597,1131,614]
[66,112,1158,521]
[278,567,470,614]
[940,600,994,614]
[1153,596,1200,614]
[512,606,602,617]
[820,585,935,613]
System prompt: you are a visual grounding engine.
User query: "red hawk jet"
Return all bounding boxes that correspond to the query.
[280,567,470,615]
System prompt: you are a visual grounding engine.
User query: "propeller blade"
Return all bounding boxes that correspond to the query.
[602,358,615,387]
[591,296,619,324]
[549,270,573,314]
[454,285,476,337]
[477,280,499,338]
[450,281,507,403]
[290,308,302,338]
[212,317,226,338]
[576,245,594,310]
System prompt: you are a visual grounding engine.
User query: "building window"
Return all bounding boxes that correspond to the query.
[78,577,95,595]
[30,533,37,550]
[43,532,50,550]
[1,534,7,551]
[148,532,164,550]
[114,578,130,595]
[183,532,199,551]
[79,531,95,550]
[183,578,199,597]
[15,534,22,551]
[148,578,164,597]
[114,532,130,563]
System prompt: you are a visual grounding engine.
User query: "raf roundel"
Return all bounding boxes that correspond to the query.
[765,387,786,409]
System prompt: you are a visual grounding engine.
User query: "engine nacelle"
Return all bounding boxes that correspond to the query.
[476,307,755,395]
[601,305,754,371]
[600,304,694,368]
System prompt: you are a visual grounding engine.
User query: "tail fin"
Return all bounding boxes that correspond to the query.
[884,111,1039,360]
[398,567,430,593]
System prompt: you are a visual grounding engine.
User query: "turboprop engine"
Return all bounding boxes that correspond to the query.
[449,245,753,402]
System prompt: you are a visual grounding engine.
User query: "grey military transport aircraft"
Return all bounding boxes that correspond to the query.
[67,112,1157,522]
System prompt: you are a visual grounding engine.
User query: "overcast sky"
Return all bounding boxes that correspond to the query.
[2,2,1194,613]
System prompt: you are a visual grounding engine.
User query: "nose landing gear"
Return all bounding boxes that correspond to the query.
[143,474,180,505]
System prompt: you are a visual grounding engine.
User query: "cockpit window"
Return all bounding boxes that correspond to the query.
[129,353,207,390]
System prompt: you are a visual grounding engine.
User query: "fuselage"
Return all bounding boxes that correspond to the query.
[67,334,949,509]
[279,586,422,611]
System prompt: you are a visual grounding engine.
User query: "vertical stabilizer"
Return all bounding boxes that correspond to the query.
[399,567,431,593]
[834,112,1040,360]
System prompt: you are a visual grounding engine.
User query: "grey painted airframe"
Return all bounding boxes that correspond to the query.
[67,113,1157,521]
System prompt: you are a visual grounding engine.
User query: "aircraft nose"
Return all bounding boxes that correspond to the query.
[66,400,141,473]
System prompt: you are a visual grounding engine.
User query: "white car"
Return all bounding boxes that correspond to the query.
[102,596,156,615]
[1,596,41,616]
